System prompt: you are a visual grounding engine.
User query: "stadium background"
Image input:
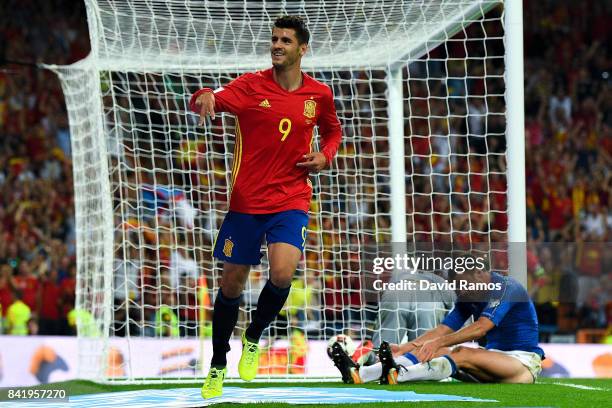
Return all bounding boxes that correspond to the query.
[0,0,610,387]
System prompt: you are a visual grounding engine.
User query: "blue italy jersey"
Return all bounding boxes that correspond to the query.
[442,272,544,357]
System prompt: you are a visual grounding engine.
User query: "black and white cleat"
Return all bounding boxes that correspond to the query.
[378,341,399,385]
[330,342,362,384]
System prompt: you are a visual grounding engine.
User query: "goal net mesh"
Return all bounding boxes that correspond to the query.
[53,0,507,382]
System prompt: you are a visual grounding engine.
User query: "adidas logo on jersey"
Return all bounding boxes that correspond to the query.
[259,99,271,108]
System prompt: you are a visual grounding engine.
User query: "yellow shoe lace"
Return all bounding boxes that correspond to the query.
[244,342,258,364]
[205,368,223,389]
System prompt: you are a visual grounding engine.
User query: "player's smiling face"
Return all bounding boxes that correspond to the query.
[270,27,307,69]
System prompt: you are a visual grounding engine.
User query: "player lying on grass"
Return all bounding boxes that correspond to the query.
[190,15,341,399]
[331,267,544,384]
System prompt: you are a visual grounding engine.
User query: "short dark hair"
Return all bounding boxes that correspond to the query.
[273,15,310,45]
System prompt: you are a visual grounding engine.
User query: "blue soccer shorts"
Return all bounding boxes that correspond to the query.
[212,210,309,265]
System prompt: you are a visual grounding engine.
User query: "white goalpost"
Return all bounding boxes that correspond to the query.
[48,0,524,383]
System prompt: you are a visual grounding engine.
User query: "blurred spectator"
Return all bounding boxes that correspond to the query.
[67,308,100,337]
[13,261,39,313]
[156,305,180,337]
[549,84,572,127]
[59,264,76,332]
[0,265,14,329]
[6,290,31,335]
[604,326,612,345]
[37,268,62,335]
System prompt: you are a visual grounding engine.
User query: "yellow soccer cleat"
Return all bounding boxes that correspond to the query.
[201,366,226,399]
[387,367,399,385]
[238,332,260,381]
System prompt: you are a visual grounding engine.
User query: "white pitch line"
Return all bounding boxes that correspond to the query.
[550,382,609,391]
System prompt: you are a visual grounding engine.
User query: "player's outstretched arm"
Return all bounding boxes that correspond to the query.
[415,317,495,362]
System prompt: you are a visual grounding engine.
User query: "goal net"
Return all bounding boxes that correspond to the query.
[51,0,512,383]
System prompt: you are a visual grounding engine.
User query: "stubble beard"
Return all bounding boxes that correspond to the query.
[272,51,299,71]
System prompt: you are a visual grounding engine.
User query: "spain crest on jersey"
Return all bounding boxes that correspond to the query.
[303,99,316,118]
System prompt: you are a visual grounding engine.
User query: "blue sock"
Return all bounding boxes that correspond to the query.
[211,288,241,368]
[442,355,457,376]
[245,280,291,342]
[403,352,419,365]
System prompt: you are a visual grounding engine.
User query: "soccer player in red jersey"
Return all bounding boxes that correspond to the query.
[190,16,342,398]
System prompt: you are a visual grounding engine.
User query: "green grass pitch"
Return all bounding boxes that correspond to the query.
[3,378,611,407]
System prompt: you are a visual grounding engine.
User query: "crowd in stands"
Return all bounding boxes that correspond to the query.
[0,0,86,335]
[0,0,609,342]
[522,0,610,340]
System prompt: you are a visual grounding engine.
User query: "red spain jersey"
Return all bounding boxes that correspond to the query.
[190,68,342,214]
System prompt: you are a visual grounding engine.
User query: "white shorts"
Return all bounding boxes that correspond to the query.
[488,348,542,381]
